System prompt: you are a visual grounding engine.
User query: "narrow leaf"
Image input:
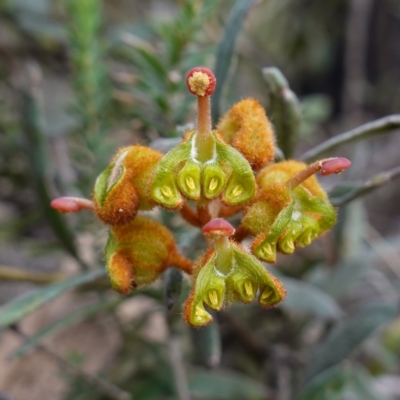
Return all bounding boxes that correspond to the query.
[304,302,397,382]
[0,268,106,328]
[212,0,258,122]
[330,166,400,207]
[301,114,400,162]
[189,367,267,399]
[262,67,301,158]
[190,319,221,368]
[164,268,183,310]
[280,277,342,319]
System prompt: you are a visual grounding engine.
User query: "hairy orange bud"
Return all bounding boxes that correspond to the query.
[106,216,192,294]
[241,183,292,236]
[94,145,162,225]
[217,98,275,170]
[257,160,328,200]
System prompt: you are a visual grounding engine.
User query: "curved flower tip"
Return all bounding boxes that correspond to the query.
[320,157,352,176]
[51,197,95,214]
[186,67,216,97]
[202,218,235,237]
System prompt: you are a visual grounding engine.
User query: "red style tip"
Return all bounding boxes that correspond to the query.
[202,218,235,237]
[320,158,352,176]
[51,197,95,214]
[186,67,216,97]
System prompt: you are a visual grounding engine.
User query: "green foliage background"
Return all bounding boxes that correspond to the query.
[1,0,400,399]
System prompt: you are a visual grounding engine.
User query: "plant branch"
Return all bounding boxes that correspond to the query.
[331,165,400,207]
[301,115,400,162]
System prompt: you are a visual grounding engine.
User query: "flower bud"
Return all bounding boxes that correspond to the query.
[105,216,192,294]
[94,145,162,225]
[217,98,275,170]
[239,160,345,262]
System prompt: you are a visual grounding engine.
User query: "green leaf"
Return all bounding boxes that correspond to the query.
[304,302,397,382]
[279,277,342,319]
[300,115,400,162]
[21,82,81,264]
[0,268,106,328]
[262,67,301,158]
[212,0,258,122]
[10,297,120,358]
[190,319,221,368]
[163,268,183,310]
[189,367,267,399]
[301,364,391,400]
[300,365,347,400]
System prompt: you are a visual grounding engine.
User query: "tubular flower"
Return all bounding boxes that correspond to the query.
[238,159,351,263]
[151,68,257,209]
[184,219,286,327]
[50,65,352,327]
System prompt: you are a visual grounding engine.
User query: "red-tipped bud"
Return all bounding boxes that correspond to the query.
[202,218,235,237]
[51,197,95,214]
[320,157,352,176]
[186,67,216,97]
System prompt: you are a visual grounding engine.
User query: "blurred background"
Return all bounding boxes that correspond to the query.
[1,0,400,399]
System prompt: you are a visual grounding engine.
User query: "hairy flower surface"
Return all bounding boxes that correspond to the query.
[217,98,275,170]
[184,219,285,326]
[239,160,349,262]
[51,66,351,327]
[151,68,258,209]
[106,216,192,294]
[94,145,162,225]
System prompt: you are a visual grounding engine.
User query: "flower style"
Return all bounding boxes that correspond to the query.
[150,68,259,209]
[51,66,351,327]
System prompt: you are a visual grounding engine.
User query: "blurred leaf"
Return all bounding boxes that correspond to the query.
[351,367,391,400]
[14,0,49,14]
[189,367,267,399]
[190,319,221,368]
[212,0,258,122]
[10,297,120,358]
[21,81,81,262]
[163,268,182,310]
[280,276,342,319]
[304,302,397,382]
[262,67,301,158]
[300,94,332,139]
[0,268,106,328]
[301,364,389,400]
[312,260,369,298]
[328,182,362,204]
[301,115,400,162]
[330,166,400,207]
[300,365,347,400]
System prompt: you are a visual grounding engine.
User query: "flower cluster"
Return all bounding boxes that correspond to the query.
[52,67,351,327]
